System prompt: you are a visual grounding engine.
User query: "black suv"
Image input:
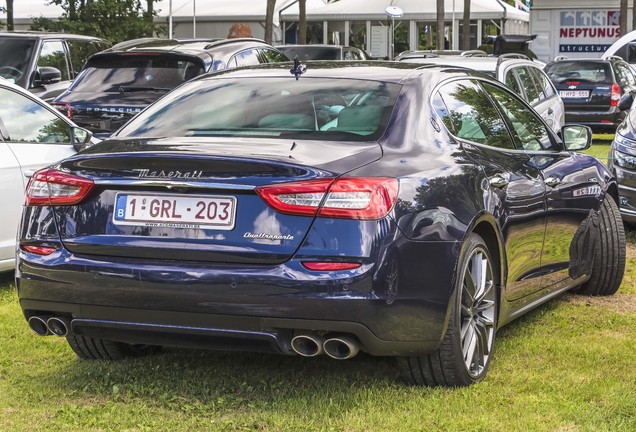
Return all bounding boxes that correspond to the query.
[544,56,636,132]
[52,38,289,137]
[0,32,111,101]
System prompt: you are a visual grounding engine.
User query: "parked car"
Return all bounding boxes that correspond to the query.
[0,31,111,101]
[0,79,92,273]
[608,92,636,224]
[399,55,565,133]
[17,62,625,387]
[276,44,370,60]
[544,57,636,133]
[52,38,289,137]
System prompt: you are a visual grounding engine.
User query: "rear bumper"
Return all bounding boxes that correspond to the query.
[564,109,624,131]
[16,240,460,356]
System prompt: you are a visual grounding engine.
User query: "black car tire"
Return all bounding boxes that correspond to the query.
[576,197,626,296]
[397,233,498,387]
[66,334,159,360]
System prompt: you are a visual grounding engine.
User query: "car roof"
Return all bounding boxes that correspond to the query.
[105,37,271,54]
[199,60,494,85]
[0,31,106,42]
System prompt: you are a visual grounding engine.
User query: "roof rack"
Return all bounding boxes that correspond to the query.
[496,52,531,67]
[460,50,488,57]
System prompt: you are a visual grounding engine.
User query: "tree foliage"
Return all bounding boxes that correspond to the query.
[30,0,164,44]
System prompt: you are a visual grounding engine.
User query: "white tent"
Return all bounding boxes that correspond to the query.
[282,0,529,22]
[154,0,327,40]
[281,0,529,54]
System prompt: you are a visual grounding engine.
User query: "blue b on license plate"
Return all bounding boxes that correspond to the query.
[113,193,236,230]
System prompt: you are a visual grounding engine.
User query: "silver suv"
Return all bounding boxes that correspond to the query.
[399,54,565,134]
[0,32,111,101]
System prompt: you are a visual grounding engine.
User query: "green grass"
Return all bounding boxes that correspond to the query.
[1,228,635,431]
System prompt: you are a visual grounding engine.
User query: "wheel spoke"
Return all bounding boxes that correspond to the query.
[462,322,477,369]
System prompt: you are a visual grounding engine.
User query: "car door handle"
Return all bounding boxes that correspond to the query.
[547,108,554,115]
[488,175,509,188]
[24,169,36,178]
[544,176,561,187]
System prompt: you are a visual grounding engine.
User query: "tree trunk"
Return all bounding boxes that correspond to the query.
[6,0,13,31]
[146,0,154,36]
[265,0,277,44]
[298,0,307,44]
[437,0,445,50]
[462,0,471,50]
[620,0,628,35]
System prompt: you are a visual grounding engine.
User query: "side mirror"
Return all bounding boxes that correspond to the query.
[32,66,62,87]
[71,127,93,151]
[618,92,634,111]
[561,124,592,151]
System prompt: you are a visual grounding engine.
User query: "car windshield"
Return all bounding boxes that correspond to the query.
[544,61,612,84]
[70,54,205,92]
[278,47,341,60]
[0,37,35,83]
[117,77,401,141]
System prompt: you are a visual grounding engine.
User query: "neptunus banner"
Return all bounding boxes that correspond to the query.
[559,10,621,53]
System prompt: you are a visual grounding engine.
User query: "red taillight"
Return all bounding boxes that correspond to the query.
[51,102,72,119]
[25,168,94,206]
[610,83,621,107]
[565,81,581,85]
[21,245,56,255]
[255,177,399,220]
[302,262,362,271]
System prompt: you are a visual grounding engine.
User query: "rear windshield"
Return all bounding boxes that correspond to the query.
[0,37,36,83]
[117,77,401,141]
[544,61,612,84]
[70,54,205,92]
[278,47,341,61]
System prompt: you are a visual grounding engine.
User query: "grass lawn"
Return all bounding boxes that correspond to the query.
[1,140,634,430]
[1,232,635,431]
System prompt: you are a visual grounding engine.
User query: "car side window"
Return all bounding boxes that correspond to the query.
[261,48,289,63]
[0,88,71,143]
[529,67,556,98]
[483,82,554,152]
[38,41,71,81]
[231,49,263,68]
[514,66,541,105]
[504,70,523,96]
[614,62,636,87]
[435,79,515,149]
[67,40,101,76]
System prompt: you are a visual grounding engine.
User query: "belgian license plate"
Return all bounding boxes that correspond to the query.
[113,193,236,230]
[559,90,589,98]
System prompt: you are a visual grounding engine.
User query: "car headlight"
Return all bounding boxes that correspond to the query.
[614,149,636,169]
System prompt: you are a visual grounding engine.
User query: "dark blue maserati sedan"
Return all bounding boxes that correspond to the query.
[16,62,626,387]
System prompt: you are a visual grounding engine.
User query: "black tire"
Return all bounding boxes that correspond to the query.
[66,334,159,360]
[397,233,498,387]
[576,197,626,296]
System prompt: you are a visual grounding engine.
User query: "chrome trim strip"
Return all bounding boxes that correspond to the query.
[93,179,256,190]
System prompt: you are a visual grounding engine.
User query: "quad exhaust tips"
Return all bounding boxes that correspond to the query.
[323,335,360,360]
[291,332,325,357]
[27,316,51,336]
[27,315,70,337]
[290,332,360,360]
[46,317,70,336]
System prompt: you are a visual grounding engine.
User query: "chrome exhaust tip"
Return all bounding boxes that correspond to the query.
[291,332,325,357]
[27,316,51,336]
[323,335,360,360]
[46,316,70,337]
